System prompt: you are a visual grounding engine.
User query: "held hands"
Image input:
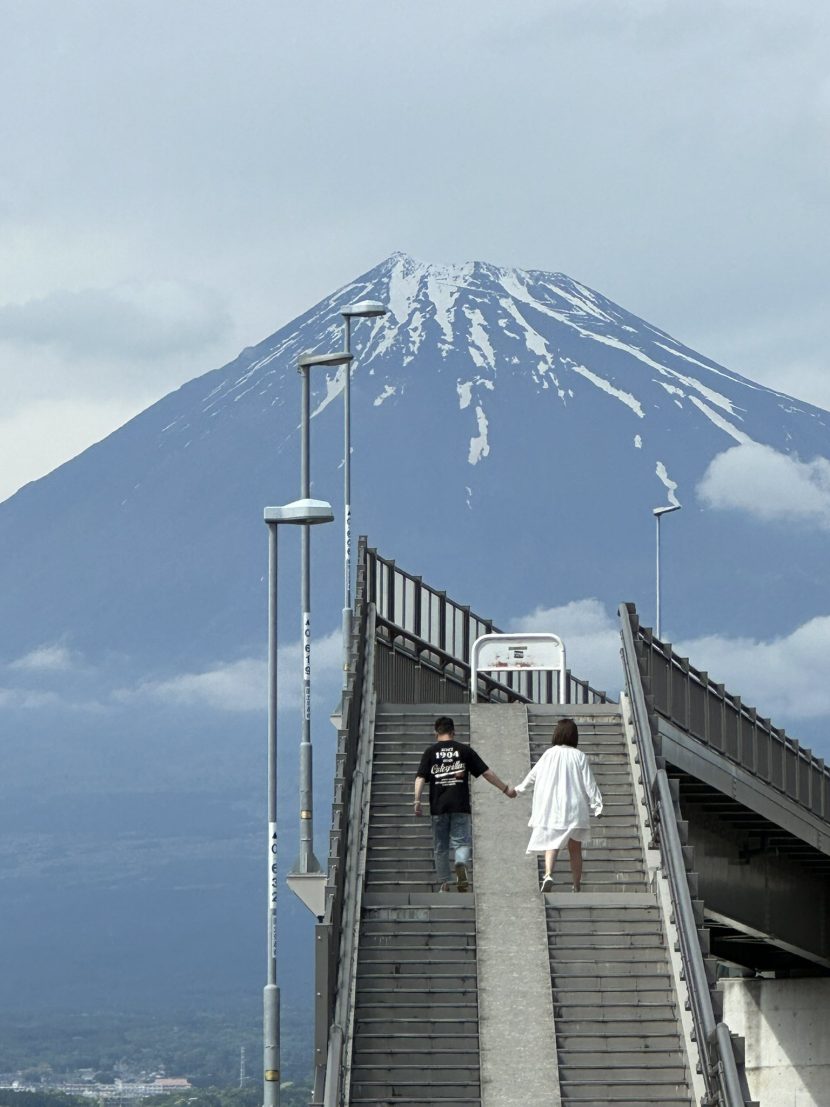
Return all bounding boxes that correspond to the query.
[503,784,518,799]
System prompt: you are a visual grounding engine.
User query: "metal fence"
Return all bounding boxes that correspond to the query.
[624,602,829,822]
[365,542,609,706]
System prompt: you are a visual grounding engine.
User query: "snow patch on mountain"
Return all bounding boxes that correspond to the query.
[311,367,346,419]
[690,397,751,444]
[468,406,490,465]
[656,461,681,506]
[465,306,496,369]
[373,385,396,407]
[568,362,644,419]
[500,298,551,359]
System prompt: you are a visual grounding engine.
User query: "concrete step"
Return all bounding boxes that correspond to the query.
[349,1079,480,1102]
[354,1002,479,1021]
[351,1076,480,1102]
[558,1080,691,1103]
[558,1033,684,1052]
[354,1052,480,1069]
[359,945,477,963]
[354,1034,480,1052]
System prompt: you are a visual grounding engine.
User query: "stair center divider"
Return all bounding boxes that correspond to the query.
[470,703,563,1107]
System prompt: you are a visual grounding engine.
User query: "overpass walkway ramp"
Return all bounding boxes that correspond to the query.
[346,702,696,1106]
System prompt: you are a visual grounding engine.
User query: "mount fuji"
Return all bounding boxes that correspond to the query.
[1,253,829,1054]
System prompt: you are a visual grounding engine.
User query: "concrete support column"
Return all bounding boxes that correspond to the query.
[722,976,830,1107]
[470,703,561,1107]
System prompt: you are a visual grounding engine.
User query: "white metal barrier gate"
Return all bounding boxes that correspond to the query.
[470,632,567,705]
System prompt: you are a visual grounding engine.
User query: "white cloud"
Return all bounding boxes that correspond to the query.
[0,396,140,502]
[0,280,231,360]
[9,643,79,671]
[508,598,623,698]
[697,442,830,529]
[677,615,830,722]
[132,658,266,713]
[119,630,343,713]
[0,688,61,709]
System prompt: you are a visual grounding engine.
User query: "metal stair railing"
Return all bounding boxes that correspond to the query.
[619,601,756,1107]
[311,556,374,1105]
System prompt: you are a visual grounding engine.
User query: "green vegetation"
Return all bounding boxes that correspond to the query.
[0,1093,89,1107]
[0,1011,312,1088]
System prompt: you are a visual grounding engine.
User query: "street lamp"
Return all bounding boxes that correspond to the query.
[289,351,352,916]
[262,498,334,1107]
[340,300,387,686]
[653,504,681,639]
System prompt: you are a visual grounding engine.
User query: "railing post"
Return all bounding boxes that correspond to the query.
[413,575,422,639]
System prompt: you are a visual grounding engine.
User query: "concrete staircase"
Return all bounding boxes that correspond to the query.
[346,703,695,1106]
[529,707,694,1106]
[349,706,481,1105]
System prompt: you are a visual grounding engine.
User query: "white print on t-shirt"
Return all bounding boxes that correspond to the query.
[431,747,465,787]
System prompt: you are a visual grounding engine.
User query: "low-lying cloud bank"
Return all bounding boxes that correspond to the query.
[0,280,231,361]
[1,630,343,715]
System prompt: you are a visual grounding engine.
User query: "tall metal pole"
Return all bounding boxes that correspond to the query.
[263,522,280,1106]
[341,316,353,689]
[298,366,318,874]
[655,512,662,640]
[654,504,680,640]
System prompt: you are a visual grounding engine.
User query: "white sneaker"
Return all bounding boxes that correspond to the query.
[541,874,554,893]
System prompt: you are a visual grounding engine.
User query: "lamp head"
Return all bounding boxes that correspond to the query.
[653,504,682,518]
[298,351,353,370]
[264,498,334,526]
[341,300,387,319]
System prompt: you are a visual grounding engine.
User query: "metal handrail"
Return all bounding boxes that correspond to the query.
[620,602,751,1107]
[311,555,372,1104]
[318,606,376,1107]
[635,613,827,822]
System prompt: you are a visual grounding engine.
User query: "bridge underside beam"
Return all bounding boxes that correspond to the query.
[658,719,830,971]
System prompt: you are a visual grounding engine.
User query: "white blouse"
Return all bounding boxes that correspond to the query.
[515,745,603,829]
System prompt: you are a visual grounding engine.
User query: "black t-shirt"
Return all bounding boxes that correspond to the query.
[416,739,489,815]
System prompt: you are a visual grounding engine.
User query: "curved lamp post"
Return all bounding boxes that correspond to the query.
[653,503,681,639]
[262,498,334,1107]
[340,301,387,686]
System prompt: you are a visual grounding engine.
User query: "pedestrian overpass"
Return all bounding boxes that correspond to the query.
[307,540,830,1106]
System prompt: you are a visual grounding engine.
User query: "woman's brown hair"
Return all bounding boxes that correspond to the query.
[552,718,579,747]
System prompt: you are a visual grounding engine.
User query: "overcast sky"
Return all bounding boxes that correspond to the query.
[1,0,829,503]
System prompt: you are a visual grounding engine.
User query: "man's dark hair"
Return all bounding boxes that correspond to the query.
[552,718,579,747]
[434,716,455,736]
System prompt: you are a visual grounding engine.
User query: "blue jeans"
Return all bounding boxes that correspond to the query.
[431,812,472,883]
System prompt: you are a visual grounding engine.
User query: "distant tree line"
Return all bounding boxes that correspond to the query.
[0,1092,89,1107]
[0,1011,312,1088]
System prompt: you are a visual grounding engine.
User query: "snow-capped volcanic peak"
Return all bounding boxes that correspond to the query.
[180,253,827,495]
